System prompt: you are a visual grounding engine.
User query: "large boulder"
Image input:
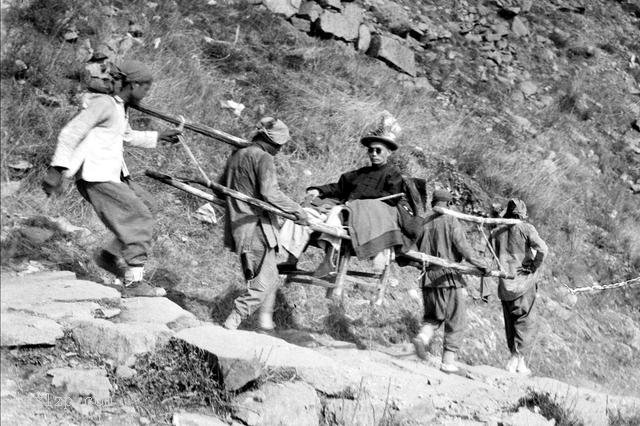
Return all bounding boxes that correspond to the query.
[172,411,228,426]
[176,325,356,394]
[263,0,301,18]
[371,0,412,36]
[48,367,113,402]
[316,3,363,42]
[1,272,121,310]
[367,35,416,76]
[72,318,173,365]
[233,381,321,426]
[115,297,197,329]
[297,1,322,21]
[1,312,64,347]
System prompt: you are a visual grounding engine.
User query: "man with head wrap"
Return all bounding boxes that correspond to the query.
[222,117,310,331]
[400,189,490,373]
[491,199,548,375]
[42,60,181,297]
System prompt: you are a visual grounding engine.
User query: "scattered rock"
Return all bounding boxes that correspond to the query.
[128,23,144,37]
[63,26,79,42]
[72,318,173,365]
[371,0,412,36]
[414,77,436,92]
[290,16,311,32]
[263,0,301,18]
[520,80,538,96]
[115,365,136,379]
[48,367,112,402]
[1,312,63,347]
[116,297,197,327]
[502,407,554,426]
[172,412,228,426]
[367,35,416,76]
[297,1,322,21]
[356,24,371,52]
[7,159,33,171]
[233,381,321,425]
[220,99,245,116]
[316,0,341,11]
[316,4,363,42]
[0,181,21,198]
[511,16,529,37]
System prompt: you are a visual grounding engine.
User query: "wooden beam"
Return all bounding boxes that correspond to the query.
[432,206,522,226]
[401,250,515,279]
[146,170,350,239]
[131,103,250,148]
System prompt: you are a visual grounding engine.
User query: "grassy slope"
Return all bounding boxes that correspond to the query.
[1,0,639,397]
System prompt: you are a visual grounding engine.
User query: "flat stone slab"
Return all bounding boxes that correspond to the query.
[116,297,196,327]
[72,318,173,365]
[11,301,101,322]
[1,273,120,312]
[47,367,112,402]
[176,325,356,394]
[172,412,228,426]
[1,312,64,347]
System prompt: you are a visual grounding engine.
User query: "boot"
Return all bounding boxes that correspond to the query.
[122,267,166,298]
[224,310,243,330]
[516,355,531,376]
[440,350,459,373]
[412,324,435,360]
[505,354,519,373]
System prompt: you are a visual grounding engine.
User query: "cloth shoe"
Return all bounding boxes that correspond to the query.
[440,350,459,373]
[258,312,275,332]
[122,282,166,298]
[224,310,243,330]
[313,249,337,278]
[506,355,519,373]
[124,266,145,285]
[516,356,531,376]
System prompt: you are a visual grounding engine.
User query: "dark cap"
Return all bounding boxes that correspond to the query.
[432,189,452,203]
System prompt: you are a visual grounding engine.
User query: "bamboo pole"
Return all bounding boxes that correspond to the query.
[145,170,350,239]
[131,103,250,148]
[432,206,522,225]
[401,250,514,279]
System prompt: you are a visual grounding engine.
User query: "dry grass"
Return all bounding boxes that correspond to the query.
[1,0,639,398]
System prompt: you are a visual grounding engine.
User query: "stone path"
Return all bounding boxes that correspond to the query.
[1,270,639,425]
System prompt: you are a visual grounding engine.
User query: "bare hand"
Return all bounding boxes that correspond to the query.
[294,210,311,227]
[306,189,320,198]
[158,129,182,144]
[42,166,66,197]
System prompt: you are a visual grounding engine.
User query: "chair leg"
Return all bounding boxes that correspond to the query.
[326,253,350,300]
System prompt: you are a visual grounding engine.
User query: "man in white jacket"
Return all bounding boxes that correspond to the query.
[43,60,180,297]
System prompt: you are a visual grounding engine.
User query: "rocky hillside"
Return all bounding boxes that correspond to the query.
[1,0,640,423]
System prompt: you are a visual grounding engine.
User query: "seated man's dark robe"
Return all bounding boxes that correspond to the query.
[308,163,403,202]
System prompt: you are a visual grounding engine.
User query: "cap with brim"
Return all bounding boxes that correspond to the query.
[360,136,399,151]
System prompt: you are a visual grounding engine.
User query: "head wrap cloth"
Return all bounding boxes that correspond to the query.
[110,60,154,84]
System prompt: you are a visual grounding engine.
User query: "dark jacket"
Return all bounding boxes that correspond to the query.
[308,163,403,203]
[491,222,548,301]
[222,143,303,254]
[400,209,487,288]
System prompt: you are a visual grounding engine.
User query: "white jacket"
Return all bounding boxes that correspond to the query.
[51,94,158,182]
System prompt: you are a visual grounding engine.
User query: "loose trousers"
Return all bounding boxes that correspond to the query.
[233,228,280,319]
[422,286,466,353]
[501,285,537,354]
[76,179,154,267]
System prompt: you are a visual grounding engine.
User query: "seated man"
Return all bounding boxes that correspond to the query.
[287,112,405,277]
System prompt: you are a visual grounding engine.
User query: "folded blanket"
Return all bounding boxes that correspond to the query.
[347,199,404,260]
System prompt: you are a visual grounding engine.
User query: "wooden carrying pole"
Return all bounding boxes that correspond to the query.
[432,206,522,225]
[145,170,350,239]
[401,250,514,279]
[131,103,250,148]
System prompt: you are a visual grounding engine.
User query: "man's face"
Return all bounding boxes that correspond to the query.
[129,81,152,104]
[367,142,391,166]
